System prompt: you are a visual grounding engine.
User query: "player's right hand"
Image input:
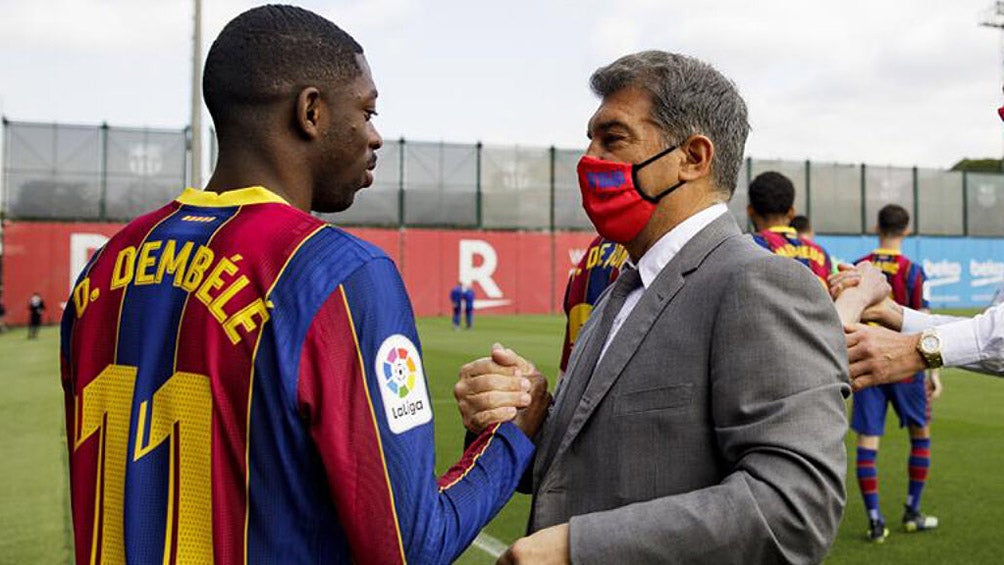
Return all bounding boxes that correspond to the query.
[455,344,550,436]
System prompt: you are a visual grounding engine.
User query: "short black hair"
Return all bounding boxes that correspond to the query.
[203,4,363,130]
[791,215,811,233]
[748,171,795,216]
[878,204,910,236]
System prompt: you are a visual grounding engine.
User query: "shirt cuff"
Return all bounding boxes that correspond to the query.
[936,318,984,368]
[902,307,932,334]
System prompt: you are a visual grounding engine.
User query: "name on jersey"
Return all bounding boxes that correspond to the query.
[72,239,269,345]
[584,242,628,271]
[772,243,827,268]
[873,260,901,276]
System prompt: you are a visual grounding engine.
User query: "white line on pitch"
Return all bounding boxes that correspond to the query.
[472,532,508,559]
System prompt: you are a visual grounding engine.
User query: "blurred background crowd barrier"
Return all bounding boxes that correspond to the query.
[4,119,1003,236]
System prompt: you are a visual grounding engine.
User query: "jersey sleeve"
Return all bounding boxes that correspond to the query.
[909,263,929,310]
[296,257,534,564]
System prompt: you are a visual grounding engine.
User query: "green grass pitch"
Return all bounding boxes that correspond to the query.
[2,314,1003,564]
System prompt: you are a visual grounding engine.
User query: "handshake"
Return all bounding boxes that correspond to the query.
[453,343,553,437]
[829,262,938,392]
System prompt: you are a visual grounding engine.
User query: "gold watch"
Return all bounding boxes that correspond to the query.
[916,329,944,369]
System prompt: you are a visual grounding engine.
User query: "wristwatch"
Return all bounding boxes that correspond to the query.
[916,328,944,369]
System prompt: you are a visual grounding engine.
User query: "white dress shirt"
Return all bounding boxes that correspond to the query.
[598,203,729,361]
[903,305,1004,375]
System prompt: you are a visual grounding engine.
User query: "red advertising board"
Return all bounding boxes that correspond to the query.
[1,221,597,325]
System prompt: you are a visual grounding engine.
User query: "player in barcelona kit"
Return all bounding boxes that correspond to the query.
[851,204,940,542]
[747,172,832,286]
[558,235,626,377]
[60,6,546,564]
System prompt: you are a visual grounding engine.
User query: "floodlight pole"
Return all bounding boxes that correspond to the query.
[189,0,203,188]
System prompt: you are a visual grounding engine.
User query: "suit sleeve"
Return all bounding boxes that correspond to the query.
[297,257,534,564]
[568,255,850,564]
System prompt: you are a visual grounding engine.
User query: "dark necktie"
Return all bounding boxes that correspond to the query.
[545,266,643,456]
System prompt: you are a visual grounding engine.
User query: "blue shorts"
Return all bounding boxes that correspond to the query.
[851,373,929,436]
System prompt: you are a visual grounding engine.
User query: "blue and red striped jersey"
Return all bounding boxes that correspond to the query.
[856,248,928,311]
[60,186,534,564]
[752,226,832,286]
[856,248,927,386]
[559,236,626,373]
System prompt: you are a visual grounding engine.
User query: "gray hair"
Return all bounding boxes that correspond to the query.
[590,51,750,198]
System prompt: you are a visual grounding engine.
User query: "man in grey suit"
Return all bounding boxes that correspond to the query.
[455,51,850,564]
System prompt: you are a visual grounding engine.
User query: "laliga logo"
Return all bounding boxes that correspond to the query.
[375,335,431,434]
[382,346,417,398]
[459,239,511,310]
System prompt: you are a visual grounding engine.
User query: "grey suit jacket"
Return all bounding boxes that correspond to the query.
[529,213,850,564]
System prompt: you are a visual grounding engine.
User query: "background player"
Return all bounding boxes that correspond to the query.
[791,214,815,241]
[747,171,832,285]
[463,284,476,329]
[851,204,940,542]
[450,281,463,330]
[558,235,626,378]
[60,6,546,564]
[27,292,45,339]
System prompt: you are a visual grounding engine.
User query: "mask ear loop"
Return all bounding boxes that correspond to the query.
[631,143,685,204]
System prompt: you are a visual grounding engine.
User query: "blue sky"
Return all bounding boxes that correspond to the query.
[2,0,1003,170]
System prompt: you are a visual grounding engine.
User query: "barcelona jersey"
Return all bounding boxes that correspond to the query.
[752,227,832,286]
[856,248,928,312]
[60,186,534,564]
[559,236,627,373]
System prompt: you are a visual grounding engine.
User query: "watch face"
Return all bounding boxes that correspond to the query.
[921,334,940,353]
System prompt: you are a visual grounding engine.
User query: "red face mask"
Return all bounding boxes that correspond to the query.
[998,105,1004,122]
[577,145,684,244]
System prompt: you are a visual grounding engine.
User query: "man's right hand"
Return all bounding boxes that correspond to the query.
[455,344,551,437]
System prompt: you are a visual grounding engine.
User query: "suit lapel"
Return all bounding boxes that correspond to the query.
[538,214,742,481]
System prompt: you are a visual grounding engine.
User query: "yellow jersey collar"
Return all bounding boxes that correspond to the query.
[767,226,797,235]
[175,186,289,207]
[872,247,901,256]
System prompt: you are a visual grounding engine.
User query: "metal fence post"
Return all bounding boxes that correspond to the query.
[804,159,811,221]
[398,137,406,228]
[183,125,192,188]
[549,145,557,314]
[912,166,920,235]
[549,145,556,233]
[99,123,109,221]
[962,170,969,236]
[1,117,7,221]
[860,163,867,234]
[475,141,483,229]
[745,157,753,231]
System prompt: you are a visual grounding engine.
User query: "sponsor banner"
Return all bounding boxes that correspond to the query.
[816,235,1004,309]
[2,221,126,326]
[1,220,602,323]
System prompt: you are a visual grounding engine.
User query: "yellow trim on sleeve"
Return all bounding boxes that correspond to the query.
[176,187,289,208]
[340,285,408,564]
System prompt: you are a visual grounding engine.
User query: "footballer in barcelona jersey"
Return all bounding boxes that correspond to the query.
[60,5,548,564]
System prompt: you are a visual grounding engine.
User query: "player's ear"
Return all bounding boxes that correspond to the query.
[295,87,323,140]
[746,204,755,220]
